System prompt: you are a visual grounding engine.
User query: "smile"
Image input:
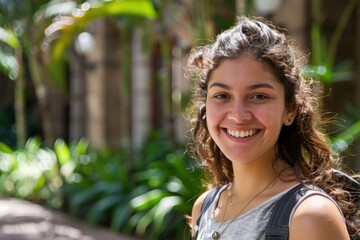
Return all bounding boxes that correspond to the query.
[226,129,257,138]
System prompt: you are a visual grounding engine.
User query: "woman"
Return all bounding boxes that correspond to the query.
[186,16,359,239]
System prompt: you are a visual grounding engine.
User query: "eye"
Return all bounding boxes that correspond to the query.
[250,94,269,100]
[214,93,229,100]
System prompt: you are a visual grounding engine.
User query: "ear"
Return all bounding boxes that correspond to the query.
[283,107,297,126]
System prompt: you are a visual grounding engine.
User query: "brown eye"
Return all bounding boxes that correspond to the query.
[250,94,269,100]
[214,93,229,99]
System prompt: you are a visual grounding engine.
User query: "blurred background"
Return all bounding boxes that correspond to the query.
[0,0,359,239]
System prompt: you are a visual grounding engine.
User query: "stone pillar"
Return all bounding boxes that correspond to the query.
[69,49,86,142]
[103,21,122,150]
[85,20,106,149]
[131,28,151,148]
[84,19,122,150]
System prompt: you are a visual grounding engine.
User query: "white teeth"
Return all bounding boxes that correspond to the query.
[227,129,256,138]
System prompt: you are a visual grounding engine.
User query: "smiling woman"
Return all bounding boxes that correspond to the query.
[185,16,359,240]
[205,56,294,167]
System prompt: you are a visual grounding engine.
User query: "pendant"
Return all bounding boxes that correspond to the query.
[212,231,220,239]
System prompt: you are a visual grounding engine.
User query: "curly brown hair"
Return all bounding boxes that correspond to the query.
[186,16,359,238]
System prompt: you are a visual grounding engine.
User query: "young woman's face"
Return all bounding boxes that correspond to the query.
[205,55,295,165]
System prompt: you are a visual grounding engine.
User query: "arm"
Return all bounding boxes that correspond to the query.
[289,195,350,240]
[190,190,211,236]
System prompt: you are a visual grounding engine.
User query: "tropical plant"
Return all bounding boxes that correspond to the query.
[0,0,61,147]
[0,137,63,207]
[0,130,202,239]
[0,0,158,149]
[308,0,358,84]
[60,131,202,240]
[0,22,25,147]
[303,0,360,159]
[41,0,157,84]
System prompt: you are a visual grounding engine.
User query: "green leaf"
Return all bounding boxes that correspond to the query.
[50,0,158,61]
[0,27,20,48]
[0,49,19,80]
[111,203,132,230]
[88,194,122,224]
[332,121,360,152]
[130,189,168,211]
[135,206,156,235]
[54,139,71,166]
[0,142,13,153]
[47,55,67,88]
[24,137,41,153]
[152,196,183,237]
[72,139,89,155]
[69,181,119,215]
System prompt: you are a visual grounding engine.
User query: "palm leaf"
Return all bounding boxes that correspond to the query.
[332,121,360,152]
[46,0,158,61]
[0,49,18,79]
[130,189,169,211]
[0,27,19,48]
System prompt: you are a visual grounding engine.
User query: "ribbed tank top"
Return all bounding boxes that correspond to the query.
[195,183,343,240]
[196,184,292,240]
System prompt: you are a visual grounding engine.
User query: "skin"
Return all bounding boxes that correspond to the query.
[191,55,349,239]
[205,55,293,166]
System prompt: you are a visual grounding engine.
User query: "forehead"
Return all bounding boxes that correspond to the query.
[208,55,281,88]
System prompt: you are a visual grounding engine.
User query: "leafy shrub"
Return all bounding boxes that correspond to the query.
[0,131,202,240]
[61,131,203,240]
[0,137,63,208]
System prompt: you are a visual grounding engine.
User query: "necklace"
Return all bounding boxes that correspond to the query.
[211,176,279,240]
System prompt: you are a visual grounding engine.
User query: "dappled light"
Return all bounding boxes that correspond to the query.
[0,198,131,240]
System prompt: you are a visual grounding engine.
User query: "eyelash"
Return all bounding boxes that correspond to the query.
[212,93,269,100]
[250,94,269,100]
[214,93,229,99]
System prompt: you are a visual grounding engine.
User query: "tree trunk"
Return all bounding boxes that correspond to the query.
[14,47,26,147]
[27,47,55,147]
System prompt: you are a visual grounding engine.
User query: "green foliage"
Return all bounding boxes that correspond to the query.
[331,103,360,153]
[61,131,202,240]
[305,0,360,158]
[0,132,202,239]
[0,26,19,80]
[306,0,358,84]
[332,121,360,153]
[40,0,158,87]
[0,137,63,207]
[0,27,19,48]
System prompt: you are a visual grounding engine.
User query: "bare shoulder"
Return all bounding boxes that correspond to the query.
[289,194,350,240]
[190,190,213,236]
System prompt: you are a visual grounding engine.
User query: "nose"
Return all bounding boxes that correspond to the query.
[228,100,252,122]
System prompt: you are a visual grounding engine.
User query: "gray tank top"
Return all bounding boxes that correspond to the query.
[196,184,344,240]
[196,184,291,240]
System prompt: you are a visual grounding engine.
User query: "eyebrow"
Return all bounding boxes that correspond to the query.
[208,82,275,90]
[248,83,275,90]
[208,82,230,90]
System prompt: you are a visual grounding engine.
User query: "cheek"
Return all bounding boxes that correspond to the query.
[205,110,216,129]
[258,108,286,129]
[205,106,222,133]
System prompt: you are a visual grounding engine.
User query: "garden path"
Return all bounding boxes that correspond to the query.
[0,198,142,240]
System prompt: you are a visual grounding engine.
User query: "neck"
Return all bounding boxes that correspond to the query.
[231,158,286,198]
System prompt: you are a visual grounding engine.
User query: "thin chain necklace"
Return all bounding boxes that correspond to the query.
[211,176,279,240]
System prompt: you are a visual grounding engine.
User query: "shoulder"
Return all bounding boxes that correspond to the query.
[190,189,216,236]
[289,193,350,240]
